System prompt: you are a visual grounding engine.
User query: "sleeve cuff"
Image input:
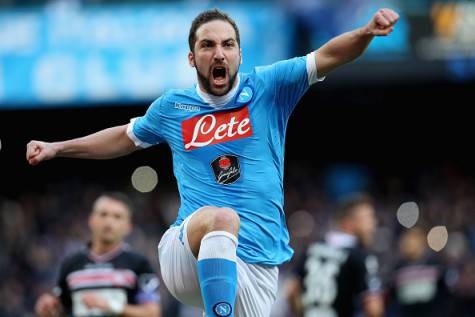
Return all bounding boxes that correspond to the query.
[126,118,153,149]
[306,52,326,85]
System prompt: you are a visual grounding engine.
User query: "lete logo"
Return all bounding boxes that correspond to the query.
[182,106,253,151]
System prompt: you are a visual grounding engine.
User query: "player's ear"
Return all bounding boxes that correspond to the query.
[125,222,133,236]
[240,48,243,65]
[188,51,195,67]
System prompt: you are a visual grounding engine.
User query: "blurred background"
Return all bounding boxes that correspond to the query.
[1,0,475,316]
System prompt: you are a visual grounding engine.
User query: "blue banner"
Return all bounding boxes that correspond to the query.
[0,3,293,108]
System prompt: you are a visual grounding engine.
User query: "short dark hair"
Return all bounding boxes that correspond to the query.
[94,191,134,216]
[188,8,240,52]
[334,193,374,221]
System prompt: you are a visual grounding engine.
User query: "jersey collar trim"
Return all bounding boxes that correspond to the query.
[325,230,357,248]
[87,242,128,263]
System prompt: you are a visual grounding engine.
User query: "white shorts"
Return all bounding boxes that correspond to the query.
[158,210,279,317]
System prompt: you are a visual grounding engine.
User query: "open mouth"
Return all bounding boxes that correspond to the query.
[212,66,227,86]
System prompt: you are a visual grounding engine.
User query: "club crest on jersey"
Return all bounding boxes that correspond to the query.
[181,106,253,151]
[211,155,240,185]
[237,86,253,104]
[213,302,232,316]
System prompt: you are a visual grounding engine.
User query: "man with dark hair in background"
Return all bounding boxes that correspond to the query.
[287,195,384,317]
[35,192,161,317]
[387,227,449,317]
[27,8,398,317]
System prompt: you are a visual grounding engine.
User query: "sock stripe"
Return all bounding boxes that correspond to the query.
[202,231,238,245]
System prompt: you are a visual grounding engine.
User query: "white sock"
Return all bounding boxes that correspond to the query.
[198,231,238,261]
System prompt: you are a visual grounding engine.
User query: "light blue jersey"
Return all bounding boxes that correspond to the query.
[128,53,320,265]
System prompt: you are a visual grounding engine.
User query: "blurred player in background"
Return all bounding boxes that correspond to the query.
[27,8,398,317]
[287,195,384,317]
[387,227,449,317]
[34,192,161,317]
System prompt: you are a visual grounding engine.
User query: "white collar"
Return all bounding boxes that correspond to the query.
[325,230,357,248]
[196,74,240,108]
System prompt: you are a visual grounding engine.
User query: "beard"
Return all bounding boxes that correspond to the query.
[196,66,238,96]
[99,235,117,245]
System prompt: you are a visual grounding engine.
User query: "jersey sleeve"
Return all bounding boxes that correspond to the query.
[256,52,324,117]
[293,251,308,281]
[127,97,166,148]
[133,257,160,304]
[354,252,382,297]
[55,259,72,313]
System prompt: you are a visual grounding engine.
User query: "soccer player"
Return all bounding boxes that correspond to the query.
[34,192,161,317]
[388,227,450,317]
[27,8,398,317]
[287,195,384,317]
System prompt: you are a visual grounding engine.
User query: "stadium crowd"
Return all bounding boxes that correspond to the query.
[1,163,474,316]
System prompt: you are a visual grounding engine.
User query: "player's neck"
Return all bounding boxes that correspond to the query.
[90,241,123,256]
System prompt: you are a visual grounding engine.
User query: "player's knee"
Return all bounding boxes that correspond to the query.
[219,207,240,225]
[209,207,240,233]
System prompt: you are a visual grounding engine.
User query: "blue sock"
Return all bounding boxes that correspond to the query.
[198,258,237,316]
[197,231,238,317]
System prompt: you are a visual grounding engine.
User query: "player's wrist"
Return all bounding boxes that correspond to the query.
[50,142,63,157]
[360,25,375,37]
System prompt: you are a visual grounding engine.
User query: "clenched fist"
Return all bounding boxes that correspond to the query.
[365,8,399,36]
[26,140,57,165]
[35,293,61,317]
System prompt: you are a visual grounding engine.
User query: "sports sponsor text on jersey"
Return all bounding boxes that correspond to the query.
[182,106,252,151]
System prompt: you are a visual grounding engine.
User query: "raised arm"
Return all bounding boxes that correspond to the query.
[315,8,399,77]
[26,124,137,165]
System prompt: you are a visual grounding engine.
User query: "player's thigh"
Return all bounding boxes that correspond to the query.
[235,260,279,317]
[158,213,203,308]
